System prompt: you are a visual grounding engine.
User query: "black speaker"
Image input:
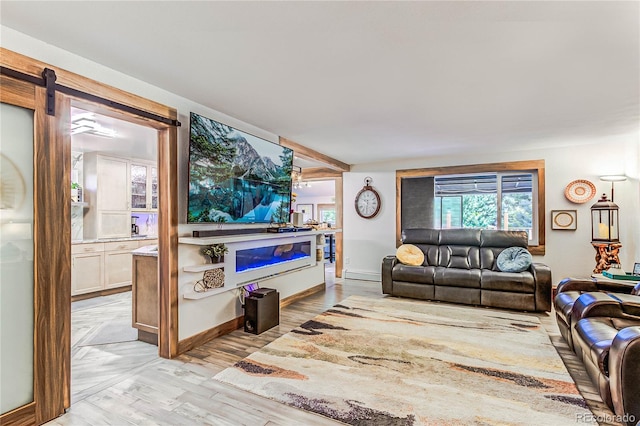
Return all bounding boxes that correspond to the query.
[244,288,279,334]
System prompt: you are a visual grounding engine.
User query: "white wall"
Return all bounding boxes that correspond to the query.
[343,138,640,283]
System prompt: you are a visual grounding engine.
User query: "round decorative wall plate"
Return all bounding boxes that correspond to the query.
[564,179,596,204]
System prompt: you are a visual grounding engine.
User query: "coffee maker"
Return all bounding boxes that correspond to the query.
[131,216,139,236]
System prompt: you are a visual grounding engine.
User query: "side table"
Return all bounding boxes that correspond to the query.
[591,242,622,273]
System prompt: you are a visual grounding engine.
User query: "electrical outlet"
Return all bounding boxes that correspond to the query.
[345,257,350,265]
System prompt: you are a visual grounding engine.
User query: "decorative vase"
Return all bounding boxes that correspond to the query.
[209,255,224,264]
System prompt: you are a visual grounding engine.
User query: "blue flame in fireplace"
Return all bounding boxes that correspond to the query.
[236,241,311,273]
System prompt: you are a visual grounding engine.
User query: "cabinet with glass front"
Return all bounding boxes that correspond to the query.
[131,161,158,211]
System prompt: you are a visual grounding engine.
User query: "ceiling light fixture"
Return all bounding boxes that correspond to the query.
[291,165,311,189]
[70,114,117,138]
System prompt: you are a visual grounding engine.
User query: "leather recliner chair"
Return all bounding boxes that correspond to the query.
[555,280,640,426]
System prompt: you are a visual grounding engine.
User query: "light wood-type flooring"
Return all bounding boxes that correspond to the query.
[49,268,621,425]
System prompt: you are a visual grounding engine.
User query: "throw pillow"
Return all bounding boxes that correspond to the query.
[497,246,532,273]
[396,244,425,266]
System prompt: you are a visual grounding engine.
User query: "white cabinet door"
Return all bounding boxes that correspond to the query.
[104,241,138,289]
[130,163,148,209]
[104,251,133,289]
[131,162,157,211]
[98,211,131,239]
[150,166,158,209]
[84,154,131,239]
[71,252,104,295]
[98,156,129,211]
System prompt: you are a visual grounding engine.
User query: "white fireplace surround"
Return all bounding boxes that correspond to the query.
[179,231,322,288]
[226,235,316,287]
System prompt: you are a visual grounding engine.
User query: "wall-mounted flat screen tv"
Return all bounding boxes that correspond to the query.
[187,112,293,224]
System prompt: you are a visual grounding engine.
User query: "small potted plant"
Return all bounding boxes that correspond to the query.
[200,243,228,263]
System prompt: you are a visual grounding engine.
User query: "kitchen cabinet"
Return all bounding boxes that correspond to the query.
[132,250,159,345]
[104,240,138,289]
[83,153,130,239]
[72,239,146,296]
[131,161,158,211]
[71,242,105,295]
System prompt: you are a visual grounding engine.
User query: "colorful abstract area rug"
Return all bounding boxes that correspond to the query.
[214,295,595,425]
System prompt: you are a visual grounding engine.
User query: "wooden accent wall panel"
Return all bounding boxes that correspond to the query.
[279,137,350,172]
[302,167,343,179]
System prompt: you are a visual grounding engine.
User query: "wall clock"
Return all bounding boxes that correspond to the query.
[355,177,381,219]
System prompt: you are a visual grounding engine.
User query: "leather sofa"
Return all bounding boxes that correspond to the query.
[381,228,551,312]
[555,277,639,350]
[555,280,640,425]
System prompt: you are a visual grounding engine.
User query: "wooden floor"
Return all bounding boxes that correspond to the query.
[49,269,621,425]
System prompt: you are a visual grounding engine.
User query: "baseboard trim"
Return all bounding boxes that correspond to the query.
[280,283,325,308]
[71,285,131,302]
[344,270,381,282]
[177,316,244,355]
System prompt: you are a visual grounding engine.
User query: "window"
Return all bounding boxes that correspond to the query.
[434,172,538,245]
[317,204,336,227]
[396,160,545,254]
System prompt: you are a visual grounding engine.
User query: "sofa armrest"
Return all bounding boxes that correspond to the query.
[531,262,552,312]
[609,326,640,425]
[382,255,398,294]
[555,277,599,294]
[571,292,624,322]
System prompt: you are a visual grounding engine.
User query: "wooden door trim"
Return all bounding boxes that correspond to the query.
[1,402,36,426]
[157,127,179,358]
[33,89,72,423]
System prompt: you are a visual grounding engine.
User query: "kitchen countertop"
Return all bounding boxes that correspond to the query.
[132,245,159,257]
[72,236,158,245]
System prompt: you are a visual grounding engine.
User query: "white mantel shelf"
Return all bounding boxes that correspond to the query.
[182,263,225,273]
[183,285,238,300]
[179,228,340,246]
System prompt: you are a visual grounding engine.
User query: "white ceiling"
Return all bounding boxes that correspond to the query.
[2,1,638,166]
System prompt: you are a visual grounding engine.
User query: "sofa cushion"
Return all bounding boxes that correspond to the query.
[393,264,436,284]
[480,270,535,292]
[434,266,481,288]
[438,246,480,269]
[402,228,439,245]
[413,244,439,266]
[480,230,528,248]
[496,247,532,273]
[396,244,424,266]
[609,293,640,317]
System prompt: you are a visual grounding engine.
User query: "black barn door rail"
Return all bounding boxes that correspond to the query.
[0,66,181,127]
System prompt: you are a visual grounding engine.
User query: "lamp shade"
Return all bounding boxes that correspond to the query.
[590,194,619,242]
